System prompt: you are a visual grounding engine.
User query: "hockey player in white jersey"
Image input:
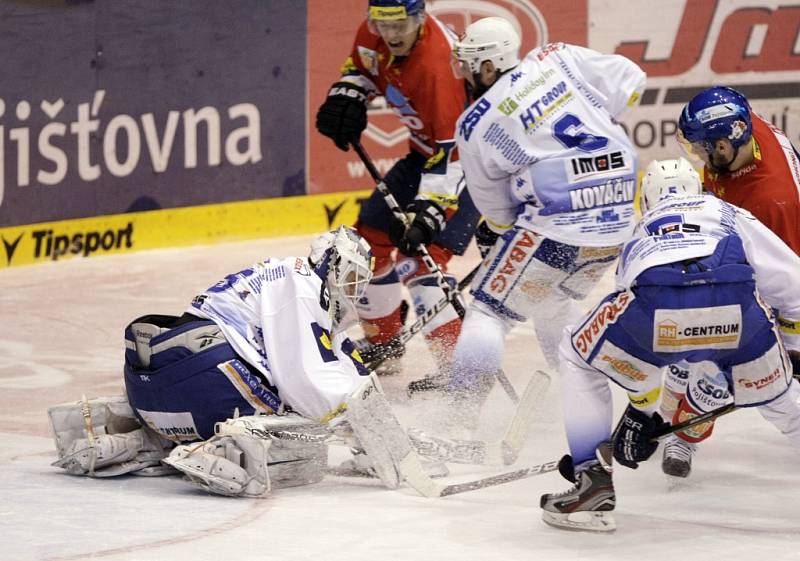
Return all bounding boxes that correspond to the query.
[540,159,800,532]
[427,17,646,420]
[48,227,439,497]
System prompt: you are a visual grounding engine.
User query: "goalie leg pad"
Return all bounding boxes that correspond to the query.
[48,395,142,458]
[338,375,439,496]
[164,436,271,498]
[164,414,329,497]
[52,427,172,477]
[48,395,172,477]
[215,414,329,489]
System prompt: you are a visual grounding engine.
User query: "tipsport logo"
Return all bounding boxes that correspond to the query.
[1,222,134,266]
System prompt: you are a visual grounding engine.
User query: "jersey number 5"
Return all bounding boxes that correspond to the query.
[552,113,608,152]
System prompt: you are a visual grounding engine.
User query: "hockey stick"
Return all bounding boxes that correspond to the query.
[406,366,520,404]
[351,140,466,318]
[652,401,737,441]
[420,401,739,498]
[409,370,550,466]
[351,141,520,404]
[368,262,481,372]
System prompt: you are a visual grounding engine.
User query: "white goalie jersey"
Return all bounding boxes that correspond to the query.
[456,42,646,246]
[188,256,369,421]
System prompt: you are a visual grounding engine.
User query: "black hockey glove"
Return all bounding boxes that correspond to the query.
[475,221,500,259]
[388,200,446,257]
[315,82,368,151]
[611,405,668,469]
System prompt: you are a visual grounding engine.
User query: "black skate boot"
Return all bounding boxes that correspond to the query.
[540,444,616,532]
[406,372,448,396]
[661,435,695,478]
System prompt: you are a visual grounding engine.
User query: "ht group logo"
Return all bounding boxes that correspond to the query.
[1,222,134,266]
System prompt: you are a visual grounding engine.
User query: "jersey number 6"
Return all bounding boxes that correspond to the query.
[552,113,608,153]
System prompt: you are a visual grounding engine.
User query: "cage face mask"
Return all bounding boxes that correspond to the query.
[311,226,374,329]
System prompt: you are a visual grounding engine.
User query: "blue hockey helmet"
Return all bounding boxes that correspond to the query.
[678,86,752,151]
[368,0,425,20]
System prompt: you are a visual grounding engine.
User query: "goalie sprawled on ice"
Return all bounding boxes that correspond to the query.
[48,226,438,498]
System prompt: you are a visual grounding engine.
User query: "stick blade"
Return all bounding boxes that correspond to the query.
[500,370,551,465]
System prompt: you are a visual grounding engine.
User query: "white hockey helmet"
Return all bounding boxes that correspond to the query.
[453,17,521,75]
[310,226,374,328]
[639,158,703,214]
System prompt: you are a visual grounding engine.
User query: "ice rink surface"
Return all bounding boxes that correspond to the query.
[2,235,799,561]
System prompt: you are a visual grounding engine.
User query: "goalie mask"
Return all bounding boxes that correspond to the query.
[639,158,703,214]
[310,226,374,329]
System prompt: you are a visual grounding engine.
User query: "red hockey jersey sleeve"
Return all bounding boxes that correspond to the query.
[705,114,800,255]
[337,18,467,211]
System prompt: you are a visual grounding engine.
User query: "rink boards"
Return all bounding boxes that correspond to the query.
[0,190,369,269]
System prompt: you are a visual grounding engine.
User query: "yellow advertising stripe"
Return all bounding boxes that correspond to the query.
[627,385,661,409]
[0,190,371,269]
[778,316,800,335]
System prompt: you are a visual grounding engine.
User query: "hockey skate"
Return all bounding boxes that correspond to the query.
[661,435,695,478]
[406,372,449,397]
[540,445,616,532]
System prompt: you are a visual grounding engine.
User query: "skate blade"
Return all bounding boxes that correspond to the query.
[541,510,617,533]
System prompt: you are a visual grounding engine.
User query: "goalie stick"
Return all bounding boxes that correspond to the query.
[408,370,550,465]
[251,396,738,499]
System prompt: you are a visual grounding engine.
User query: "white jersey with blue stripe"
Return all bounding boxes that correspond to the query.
[188,256,368,422]
[455,42,646,246]
[618,194,800,350]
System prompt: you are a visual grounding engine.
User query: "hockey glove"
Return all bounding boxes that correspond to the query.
[611,405,668,469]
[388,200,446,257]
[475,221,500,259]
[315,82,368,151]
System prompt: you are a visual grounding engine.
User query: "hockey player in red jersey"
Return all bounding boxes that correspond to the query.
[679,86,800,254]
[656,87,800,478]
[315,0,480,375]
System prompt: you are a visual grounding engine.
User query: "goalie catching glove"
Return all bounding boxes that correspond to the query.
[388,199,446,257]
[611,404,669,469]
[315,82,368,152]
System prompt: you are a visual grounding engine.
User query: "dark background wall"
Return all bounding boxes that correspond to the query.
[0,0,306,227]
